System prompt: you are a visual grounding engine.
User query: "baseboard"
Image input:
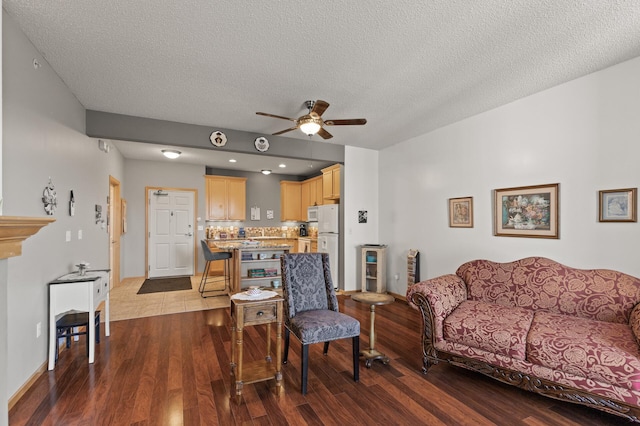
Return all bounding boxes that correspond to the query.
[8,361,47,410]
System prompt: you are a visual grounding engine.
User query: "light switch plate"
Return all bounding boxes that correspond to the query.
[78,230,83,240]
[197,225,203,231]
[65,230,71,242]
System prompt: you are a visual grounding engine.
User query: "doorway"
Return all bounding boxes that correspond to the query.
[146,187,197,278]
[108,176,122,289]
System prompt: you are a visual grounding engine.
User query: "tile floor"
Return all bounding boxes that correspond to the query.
[106,275,230,321]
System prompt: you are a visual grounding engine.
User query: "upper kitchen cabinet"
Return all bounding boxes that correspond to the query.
[280,181,302,221]
[308,175,323,206]
[322,164,341,202]
[206,175,247,220]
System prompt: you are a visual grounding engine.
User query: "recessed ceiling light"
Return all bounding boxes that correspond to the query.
[261,169,272,175]
[279,163,286,168]
[162,149,181,159]
[229,158,237,163]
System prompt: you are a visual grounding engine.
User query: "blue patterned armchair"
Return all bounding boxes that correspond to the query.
[280,253,360,394]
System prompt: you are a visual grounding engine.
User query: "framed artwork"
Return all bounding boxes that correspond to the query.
[598,188,637,222]
[494,183,559,239]
[448,197,473,228]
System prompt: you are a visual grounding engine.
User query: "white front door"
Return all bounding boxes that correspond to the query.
[148,189,195,278]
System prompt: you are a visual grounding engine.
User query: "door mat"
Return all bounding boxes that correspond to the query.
[137,277,193,294]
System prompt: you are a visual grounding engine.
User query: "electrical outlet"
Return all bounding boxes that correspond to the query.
[394,274,399,281]
[36,322,41,338]
[78,229,83,240]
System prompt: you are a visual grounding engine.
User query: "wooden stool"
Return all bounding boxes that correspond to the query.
[55,311,100,364]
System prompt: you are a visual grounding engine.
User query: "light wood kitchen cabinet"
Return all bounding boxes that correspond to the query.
[280,181,302,221]
[311,239,318,253]
[308,176,323,207]
[301,180,311,212]
[322,164,341,201]
[206,175,247,220]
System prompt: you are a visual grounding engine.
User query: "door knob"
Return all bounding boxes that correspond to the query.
[186,232,193,236]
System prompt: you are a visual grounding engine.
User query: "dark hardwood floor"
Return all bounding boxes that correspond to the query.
[10,296,627,425]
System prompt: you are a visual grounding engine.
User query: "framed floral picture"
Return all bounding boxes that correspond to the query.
[598,188,637,222]
[494,183,559,238]
[449,197,473,228]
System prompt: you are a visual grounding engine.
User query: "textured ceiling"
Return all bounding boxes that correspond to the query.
[4,1,640,151]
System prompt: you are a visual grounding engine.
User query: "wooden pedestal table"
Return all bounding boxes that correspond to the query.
[351,292,395,368]
[230,291,283,403]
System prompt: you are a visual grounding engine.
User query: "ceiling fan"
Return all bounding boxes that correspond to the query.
[256,100,366,140]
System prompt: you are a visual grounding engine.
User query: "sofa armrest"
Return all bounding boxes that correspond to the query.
[630,303,640,345]
[407,274,467,342]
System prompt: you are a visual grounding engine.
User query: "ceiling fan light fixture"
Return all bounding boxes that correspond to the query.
[298,115,322,135]
[162,149,181,159]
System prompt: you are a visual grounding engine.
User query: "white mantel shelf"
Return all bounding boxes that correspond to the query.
[0,216,55,259]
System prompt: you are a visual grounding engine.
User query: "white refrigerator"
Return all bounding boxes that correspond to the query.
[317,205,339,288]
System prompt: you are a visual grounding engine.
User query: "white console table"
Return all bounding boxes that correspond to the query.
[47,269,110,370]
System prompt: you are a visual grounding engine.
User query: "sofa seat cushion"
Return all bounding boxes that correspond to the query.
[527,311,640,390]
[443,300,534,360]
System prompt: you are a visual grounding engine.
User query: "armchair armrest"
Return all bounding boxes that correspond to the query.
[407,274,467,342]
[630,303,640,346]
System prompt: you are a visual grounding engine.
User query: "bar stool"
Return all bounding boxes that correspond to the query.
[55,310,100,364]
[199,240,232,298]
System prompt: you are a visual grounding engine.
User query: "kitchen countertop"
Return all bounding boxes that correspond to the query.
[213,242,294,250]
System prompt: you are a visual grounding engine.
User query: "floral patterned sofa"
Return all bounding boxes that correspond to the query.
[406,256,640,422]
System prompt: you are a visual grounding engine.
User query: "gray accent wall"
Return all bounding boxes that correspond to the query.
[2,11,124,399]
[87,110,346,163]
[121,158,207,277]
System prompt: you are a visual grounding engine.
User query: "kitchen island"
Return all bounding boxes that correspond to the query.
[212,241,292,294]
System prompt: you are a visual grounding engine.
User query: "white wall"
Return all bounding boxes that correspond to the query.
[0,9,6,426]
[2,11,124,398]
[122,158,207,277]
[343,146,379,292]
[380,55,640,296]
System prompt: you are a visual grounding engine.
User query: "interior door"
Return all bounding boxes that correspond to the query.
[148,189,195,278]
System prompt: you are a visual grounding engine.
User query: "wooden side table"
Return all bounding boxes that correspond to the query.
[230,294,283,403]
[351,292,395,368]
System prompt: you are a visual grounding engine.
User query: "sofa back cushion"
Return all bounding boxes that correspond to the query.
[456,257,640,324]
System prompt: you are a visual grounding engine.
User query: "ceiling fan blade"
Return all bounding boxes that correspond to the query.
[311,100,330,117]
[256,112,296,122]
[272,126,299,135]
[324,118,367,126]
[317,127,333,139]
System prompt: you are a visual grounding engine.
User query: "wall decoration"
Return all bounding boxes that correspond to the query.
[42,177,57,215]
[358,210,367,223]
[251,206,261,220]
[598,188,637,222]
[254,136,270,152]
[494,183,559,239]
[69,190,75,216]
[448,197,473,228]
[122,198,127,234]
[95,204,103,224]
[209,130,227,147]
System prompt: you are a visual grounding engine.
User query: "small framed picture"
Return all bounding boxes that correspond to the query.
[358,210,368,223]
[448,197,473,228]
[599,188,637,222]
[494,183,559,238]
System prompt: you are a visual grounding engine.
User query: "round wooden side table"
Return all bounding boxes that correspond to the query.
[351,292,395,368]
